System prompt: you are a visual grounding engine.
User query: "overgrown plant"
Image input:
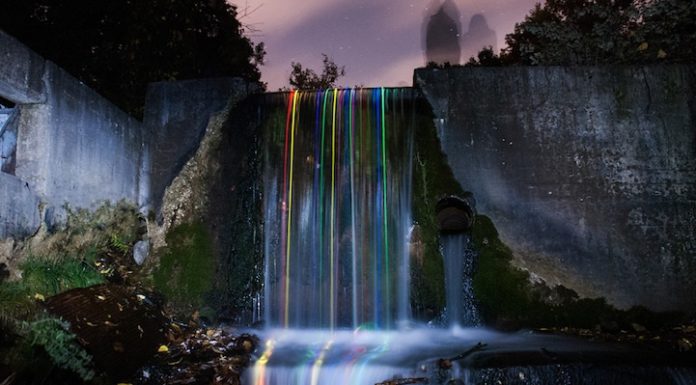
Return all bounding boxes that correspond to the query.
[23,317,96,381]
[0,200,145,382]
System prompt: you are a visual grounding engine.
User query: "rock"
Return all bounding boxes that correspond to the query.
[437,358,452,370]
[631,323,647,333]
[133,240,150,265]
[677,337,694,352]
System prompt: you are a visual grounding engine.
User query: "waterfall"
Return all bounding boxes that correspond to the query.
[249,89,696,385]
[441,234,480,327]
[262,88,415,329]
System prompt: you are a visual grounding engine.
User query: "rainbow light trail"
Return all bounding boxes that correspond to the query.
[264,88,414,329]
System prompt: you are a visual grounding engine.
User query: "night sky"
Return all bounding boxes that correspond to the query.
[237,0,538,89]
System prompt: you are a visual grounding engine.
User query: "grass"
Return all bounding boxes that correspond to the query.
[0,201,143,383]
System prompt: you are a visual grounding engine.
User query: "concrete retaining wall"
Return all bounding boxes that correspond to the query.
[415,65,696,312]
[0,30,147,230]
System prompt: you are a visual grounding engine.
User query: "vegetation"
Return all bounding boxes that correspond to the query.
[0,201,144,383]
[288,54,346,90]
[0,0,265,116]
[24,317,96,381]
[471,214,682,330]
[153,223,215,315]
[403,100,682,330]
[466,0,696,66]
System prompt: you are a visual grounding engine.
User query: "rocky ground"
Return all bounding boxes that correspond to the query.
[536,320,696,353]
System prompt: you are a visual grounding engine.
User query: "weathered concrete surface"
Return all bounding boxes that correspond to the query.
[0,29,148,228]
[0,172,40,238]
[143,78,255,212]
[0,31,45,103]
[14,62,146,220]
[415,65,696,312]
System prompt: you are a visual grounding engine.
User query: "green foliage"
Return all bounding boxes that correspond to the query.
[410,102,466,320]
[153,223,215,312]
[467,0,696,66]
[24,317,95,381]
[0,0,264,116]
[0,254,105,331]
[108,234,131,256]
[289,54,346,90]
[0,281,36,329]
[20,255,104,297]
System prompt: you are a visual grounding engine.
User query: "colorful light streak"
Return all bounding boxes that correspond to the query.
[266,88,414,329]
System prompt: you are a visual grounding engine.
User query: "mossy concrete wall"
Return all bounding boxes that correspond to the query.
[415,65,696,312]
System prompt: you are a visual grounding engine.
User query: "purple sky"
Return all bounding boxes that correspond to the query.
[235,0,538,90]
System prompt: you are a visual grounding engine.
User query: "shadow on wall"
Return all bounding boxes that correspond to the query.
[423,0,462,66]
[462,14,497,62]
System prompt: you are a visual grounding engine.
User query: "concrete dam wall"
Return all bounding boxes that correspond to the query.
[415,65,696,312]
[2,25,695,314]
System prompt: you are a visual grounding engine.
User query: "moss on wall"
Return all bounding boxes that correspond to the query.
[406,94,681,330]
[410,99,466,321]
[153,222,215,314]
[471,214,682,330]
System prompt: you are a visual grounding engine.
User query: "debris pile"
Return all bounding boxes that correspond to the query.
[135,325,257,385]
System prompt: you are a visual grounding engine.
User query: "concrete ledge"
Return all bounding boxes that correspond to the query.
[0,30,45,104]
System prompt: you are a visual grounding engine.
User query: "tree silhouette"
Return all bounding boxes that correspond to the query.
[467,0,696,66]
[0,0,265,116]
[288,54,345,90]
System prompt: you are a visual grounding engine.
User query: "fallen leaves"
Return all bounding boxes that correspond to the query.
[136,326,258,385]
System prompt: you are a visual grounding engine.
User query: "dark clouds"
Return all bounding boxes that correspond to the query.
[237,0,537,89]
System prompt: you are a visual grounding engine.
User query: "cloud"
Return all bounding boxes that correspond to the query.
[236,0,538,89]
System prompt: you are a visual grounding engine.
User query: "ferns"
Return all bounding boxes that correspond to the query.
[24,317,96,381]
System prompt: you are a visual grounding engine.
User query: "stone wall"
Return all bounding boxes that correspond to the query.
[0,30,147,229]
[415,65,696,312]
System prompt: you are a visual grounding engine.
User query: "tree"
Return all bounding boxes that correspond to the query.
[466,0,696,66]
[288,54,345,90]
[0,0,265,116]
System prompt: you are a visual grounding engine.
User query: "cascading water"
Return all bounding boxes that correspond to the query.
[262,88,414,330]
[247,88,696,385]
[441,234,480,328]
